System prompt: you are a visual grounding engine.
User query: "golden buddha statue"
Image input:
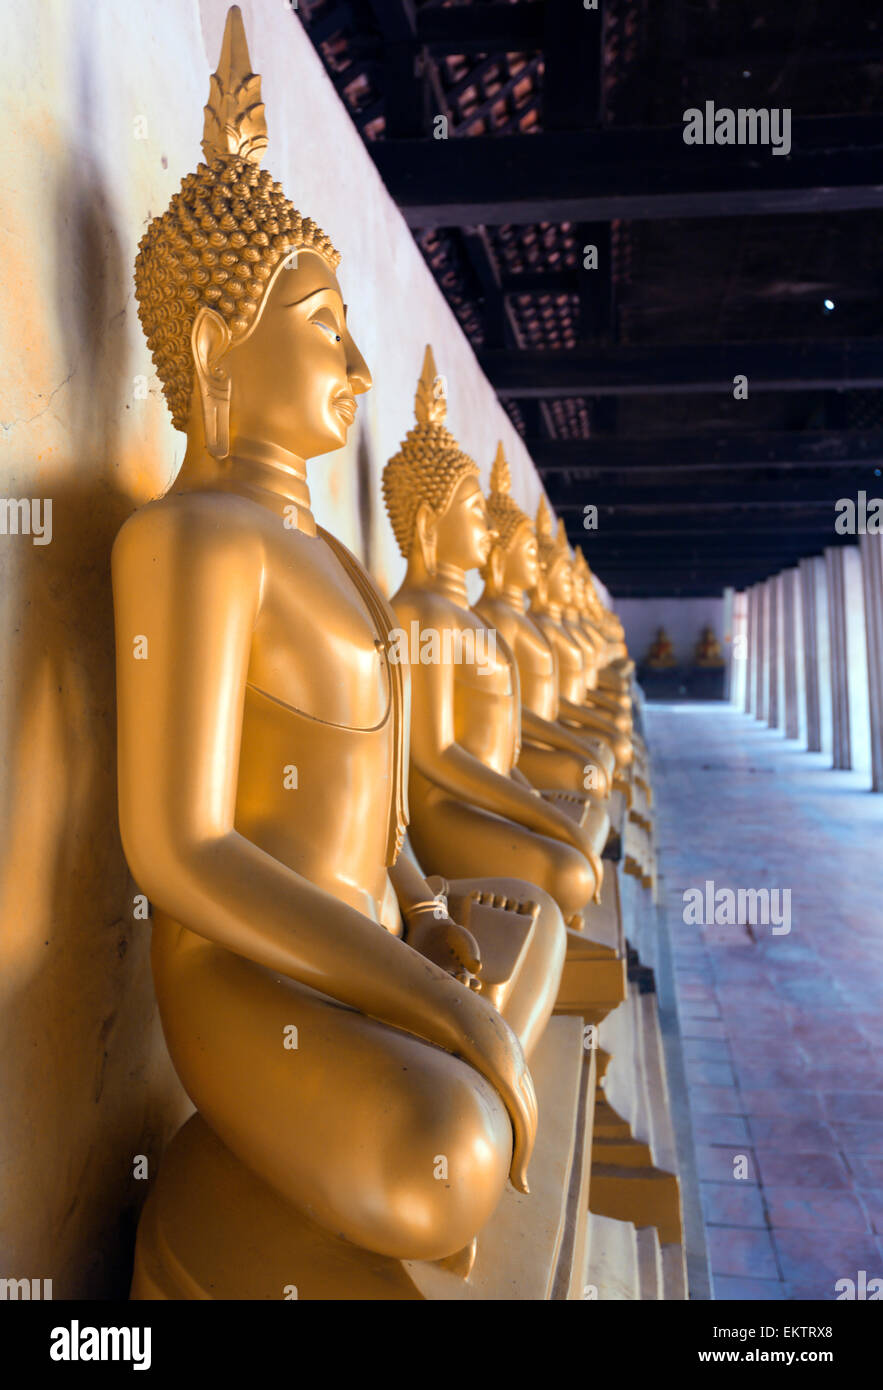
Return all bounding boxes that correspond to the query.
[383,353,608,929]
[572,549,654,813]
[645,626,677,669]
[563,554,632,726]
[529,499,634,770]
[694,625,725,668]
[474,444,615,799]
[114,6,568,1295]
[573,550,634,695]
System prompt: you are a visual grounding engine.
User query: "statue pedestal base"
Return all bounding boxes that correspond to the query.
[557,868,628,1022]
[131,1017,597,1301]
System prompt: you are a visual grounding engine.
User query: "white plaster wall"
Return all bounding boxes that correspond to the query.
[615,596,726,668]
[0,0,558,1295]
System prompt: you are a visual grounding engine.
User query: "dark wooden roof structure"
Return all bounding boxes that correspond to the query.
[298,0,883,596]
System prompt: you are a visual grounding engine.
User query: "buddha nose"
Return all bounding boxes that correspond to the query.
[346,336,373,396]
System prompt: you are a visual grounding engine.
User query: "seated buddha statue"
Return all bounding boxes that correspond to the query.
[563,557,632,726]
[383,353,609,929]
[572,549,653,808]
[473,444,615,801]
[694,625,725,668]
[645,626,677,669]
[529,500,635,771]
[114,6,567,1286]
[572,550,634,697]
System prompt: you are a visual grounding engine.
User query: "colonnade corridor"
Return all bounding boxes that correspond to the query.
[647,700,883,1299]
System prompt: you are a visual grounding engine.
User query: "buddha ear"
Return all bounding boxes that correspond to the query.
[415,501,438,575]
[192,306,233,459]
[486,541,505,592]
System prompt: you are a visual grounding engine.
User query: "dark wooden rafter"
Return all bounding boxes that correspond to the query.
[528,429,883,474]
[365,0,428,137]
[542,0,604,131]
[418,4,546,56]
[459,225,523,350]
[372,116,883,227]
[551,479,864,506]
[480,340,883,398]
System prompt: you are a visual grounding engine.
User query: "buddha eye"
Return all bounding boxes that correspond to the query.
[310,308,343,343]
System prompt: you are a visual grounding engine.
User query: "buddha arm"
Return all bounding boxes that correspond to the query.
[112,503,520,1070]
[510,766,536,791]
[521,706,611,792]
[405,637,596,859]
[558,693,618,733]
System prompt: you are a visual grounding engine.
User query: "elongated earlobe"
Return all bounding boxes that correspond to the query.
[192,307,232,459]
[488,543,505,593]
[415,502,438,576]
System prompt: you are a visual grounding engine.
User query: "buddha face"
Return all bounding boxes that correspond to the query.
[198,250,372,460]
[435,475,492,572]
[502,522,539,591]
[546,557,573,607]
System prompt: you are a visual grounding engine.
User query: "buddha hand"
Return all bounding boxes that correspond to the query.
[403,878,482,990]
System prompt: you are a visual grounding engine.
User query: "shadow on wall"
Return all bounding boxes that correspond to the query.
[355,414,376,579]
[0,149,189,1298]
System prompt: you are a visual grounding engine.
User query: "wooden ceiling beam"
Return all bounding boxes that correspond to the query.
[527,429,883,473]
[372,116,883,226]
[479,339,883,397]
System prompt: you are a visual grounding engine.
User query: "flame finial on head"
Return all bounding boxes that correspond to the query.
[490,441,512,496]
[536,494,553,534]
[535,498,570,571]
[414,345,448,427]
[485,442,530,550]
[202,6,268,164]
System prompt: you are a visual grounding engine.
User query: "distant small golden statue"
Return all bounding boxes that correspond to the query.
[693,625,725,668]
[644,627,677,669]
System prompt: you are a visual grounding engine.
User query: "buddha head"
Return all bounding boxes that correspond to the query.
[134,6,370,465]
[481,443,538,594]
[533,497,573,608]
[571,549,590,613]
[383,346,491,575]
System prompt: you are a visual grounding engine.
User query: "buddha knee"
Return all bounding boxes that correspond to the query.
[377,1065,511,1260]
[615,738,633,767]
[550,843,596,921]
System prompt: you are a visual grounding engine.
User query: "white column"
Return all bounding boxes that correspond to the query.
[757,582,769,721]
[801,555,833,757]
[844,548,872,780]
[826,547,851,769]
[729,588,748,708]
[775,572,788,732]
[860,532,883,792]
[800,557,822,751]
[766,576,780,729]
[781,568,802,740]
[723,585,735,702]
[745,585,758,714]
[794,567,807,744]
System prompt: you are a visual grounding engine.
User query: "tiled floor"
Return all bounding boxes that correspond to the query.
[645,701,883,1300]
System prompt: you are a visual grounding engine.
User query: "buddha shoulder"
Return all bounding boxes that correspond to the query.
[112,491,266,594]
[474,594,516,637]
[389,584,475,630]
